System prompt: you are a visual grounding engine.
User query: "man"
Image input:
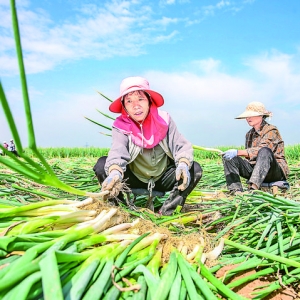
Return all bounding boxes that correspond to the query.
[222,101,289,193]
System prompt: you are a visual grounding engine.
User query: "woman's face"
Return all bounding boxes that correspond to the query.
[246,115,263,130]
[123,91,150,122]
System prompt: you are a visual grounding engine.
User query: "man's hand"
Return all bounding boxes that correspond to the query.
[176,162,191,191]
[223,149,238,160]
[101,170,122,198]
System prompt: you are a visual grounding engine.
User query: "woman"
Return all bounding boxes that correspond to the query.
[222,101,289,193]
[93,76,202,215]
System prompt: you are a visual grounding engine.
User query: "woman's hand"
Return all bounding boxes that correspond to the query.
[176,162,191,191]
[101,170,122,198]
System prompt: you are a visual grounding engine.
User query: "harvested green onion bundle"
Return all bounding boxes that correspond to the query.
[0,198,232,299]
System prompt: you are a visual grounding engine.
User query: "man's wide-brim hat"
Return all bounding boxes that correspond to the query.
[235,101,272,119]
[109,76,164,113]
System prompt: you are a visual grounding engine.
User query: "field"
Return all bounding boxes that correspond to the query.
[1,2,300,298]
[1,146,300,299]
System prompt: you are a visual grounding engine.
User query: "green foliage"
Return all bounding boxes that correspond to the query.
[17,145,300,161]
[23,147,110,159]
[285,144,300,160]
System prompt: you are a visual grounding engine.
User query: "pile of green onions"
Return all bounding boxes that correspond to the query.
[0,198,243,299]
[199,191,300,298]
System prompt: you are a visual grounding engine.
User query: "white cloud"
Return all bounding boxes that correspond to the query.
[0,1,180,76]
[27,92,113,147]
[202,0,251,16]
[202,1,231,16]
[159,0,176,5]
[152,30,179,43]
[246,51,293,77]
[156,17,179,27]
[244,50,300,104]
[191,58,222,73]
[159,0,190,5]
[0,0,257,77]
[216,1,231,9]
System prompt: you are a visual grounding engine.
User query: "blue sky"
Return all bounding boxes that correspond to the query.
[1,0,300,148]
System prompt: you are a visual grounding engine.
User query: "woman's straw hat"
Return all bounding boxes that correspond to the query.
[235,101,272,119]
[109,76,164,113]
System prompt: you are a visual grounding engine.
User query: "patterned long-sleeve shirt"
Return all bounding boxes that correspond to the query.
[245,120,289,177]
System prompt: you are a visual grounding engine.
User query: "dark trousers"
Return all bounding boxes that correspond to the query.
[93,156,202,214]
[222,147,286,192]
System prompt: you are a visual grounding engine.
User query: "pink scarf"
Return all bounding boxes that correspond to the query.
[113,104,169,149]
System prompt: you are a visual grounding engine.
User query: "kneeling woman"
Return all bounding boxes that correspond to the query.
[93,76,202,215]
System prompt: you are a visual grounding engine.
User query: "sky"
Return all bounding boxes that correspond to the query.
[1,0,300,149]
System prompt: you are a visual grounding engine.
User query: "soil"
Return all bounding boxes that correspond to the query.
[216,264,300,299]
[83,198,217,263]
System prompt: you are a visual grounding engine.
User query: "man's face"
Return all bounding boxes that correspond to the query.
[246,115,263,129]
[123,91,150,122]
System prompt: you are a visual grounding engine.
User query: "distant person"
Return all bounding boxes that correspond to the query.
[9,139,20,157]
[93,76,202,215]
[221,101,289,194]
[1,141,9,156]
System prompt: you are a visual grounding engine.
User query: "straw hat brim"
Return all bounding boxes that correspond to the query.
[235,110,270,119]
[109,89,164,113]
